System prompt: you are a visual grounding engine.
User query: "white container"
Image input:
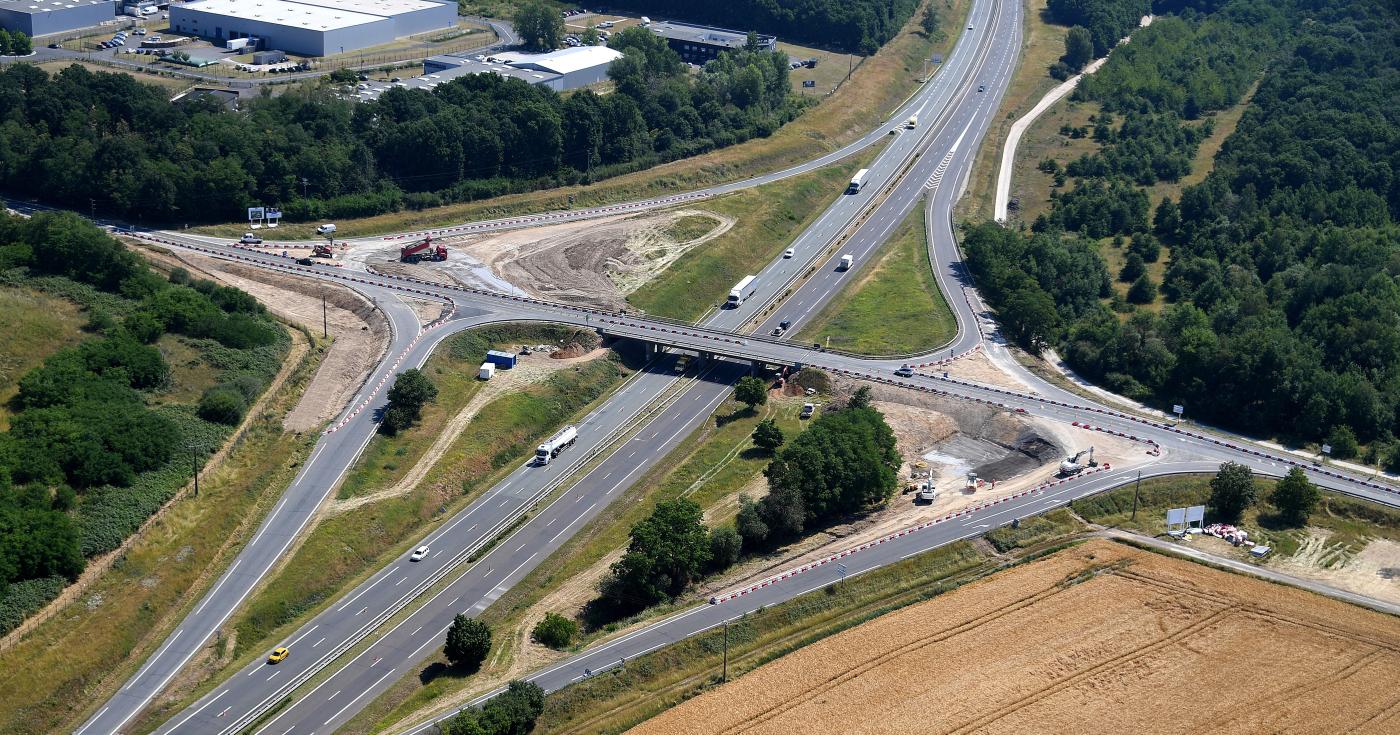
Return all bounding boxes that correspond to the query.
[478,362,495,380]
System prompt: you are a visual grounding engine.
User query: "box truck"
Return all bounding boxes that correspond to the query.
[727,275,757,307]
[846,168,869,194]
[839,254,854,271]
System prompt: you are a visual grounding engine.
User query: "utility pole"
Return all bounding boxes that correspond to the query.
[89,198,96,220]
[301,177,309,198]
[1130,470,1142,520]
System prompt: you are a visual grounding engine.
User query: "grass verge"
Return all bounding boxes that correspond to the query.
[346,394,809,732]
[797,206,956,354]
[192,0,969,241]
[627,148,880,321]
[0,328,322,735]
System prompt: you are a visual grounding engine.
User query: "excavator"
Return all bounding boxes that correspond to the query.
[1058,447,1096,477]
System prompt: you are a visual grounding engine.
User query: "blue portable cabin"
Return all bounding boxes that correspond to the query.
[485,350,517,368]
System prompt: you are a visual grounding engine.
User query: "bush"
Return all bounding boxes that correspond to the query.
[0,575,66,636]
[530,612,578,649]
[197,387,247,425]
[751,419,784,453]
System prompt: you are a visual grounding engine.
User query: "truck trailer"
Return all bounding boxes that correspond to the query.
[727,275,758,307]
[846,168,870,194]
[535,425,578,465]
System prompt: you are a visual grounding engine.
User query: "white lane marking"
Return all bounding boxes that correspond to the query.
[288,624,319,647]
[356,606,368,616]
[165,689,226,733]
[74,708,108,735]
[548,504,595,545]
[195,561,240,615]
[267,671,280,682]
[295,444,327,486]
[321,670,397,727]
[312,636,326,648]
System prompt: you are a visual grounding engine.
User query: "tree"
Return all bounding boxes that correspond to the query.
[439,680,544,735]
[198,387,247,425]
[583,26,601,46]
[848,385,873,410]
[752,419,784,453]
[1119,252,1145,282]
[1126,273,1156,304]
[733,376,768,410]
[709,525,742,569]
[1062,26,1094,71]
[444,614,491,670]
[1000,287,1061,353]
[0,29,10,56]
[604,498,711,609]
[1270,468,1320,526]
[12,30,32,56]
[514,1,564,51]
[530,612,577,649]
[380,368,437,435]
[1326,426,1358,459]
[920,4,941,36]
[1208,462,1257,523]
[735,495,769,547]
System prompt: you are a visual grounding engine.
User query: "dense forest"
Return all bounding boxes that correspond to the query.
[969,0,1400,458]
[0,213,286,632]
[0,27,795,224]
[1047,0,1150,56]
[601,0,920,54]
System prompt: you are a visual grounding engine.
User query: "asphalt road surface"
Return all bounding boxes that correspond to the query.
[64,0,1400,730]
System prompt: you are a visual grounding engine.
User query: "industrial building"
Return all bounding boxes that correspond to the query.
[648,20,775,64]
[419,45,622,93]
[169,0,455,56]
[0,0,116,37]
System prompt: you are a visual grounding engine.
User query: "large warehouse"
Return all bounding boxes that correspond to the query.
[0,0,116,37]
[169,0,456,56]
[421,45,622,93]
[649,21,775,65]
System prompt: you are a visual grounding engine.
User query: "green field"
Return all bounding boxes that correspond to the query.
[0,287,87,430]
[628,148,880,322]
[799,206,956,354]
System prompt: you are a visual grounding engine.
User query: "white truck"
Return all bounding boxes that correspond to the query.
[846,168,869,194]
[315,223,337,236]
[838,254,854,271]
[535,425,578,465]
[226,37,251,52]
[906,114,918,129]
[727,275,758,307]
[238,232,262,244]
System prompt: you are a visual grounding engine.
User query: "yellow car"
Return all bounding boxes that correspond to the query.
[268,646,290,664]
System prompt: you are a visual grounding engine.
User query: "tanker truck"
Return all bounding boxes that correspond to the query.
[535,425,578,465]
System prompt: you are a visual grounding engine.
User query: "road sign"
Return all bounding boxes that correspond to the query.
[931,54,944,63]
[1322,443,1332,455]
[837,562,847,583]
[802,80,816,88]
[1172,404,1184,415]
[247,206,264,221]
[1185,505,1205,526]
[1165,507,1187,529]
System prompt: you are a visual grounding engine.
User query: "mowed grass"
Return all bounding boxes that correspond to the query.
[206,354,631,694]
[192,0,968,240]
[662,214,723,244]
[627,149,879,321]
[959,0,1069,221]
[0,332,321,735]
[534,541,989,735]
[798,206,956,354]
[0,287,87,430]
[345,396,808,733]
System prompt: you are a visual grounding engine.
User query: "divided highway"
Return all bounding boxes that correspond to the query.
[67,0,1400,732]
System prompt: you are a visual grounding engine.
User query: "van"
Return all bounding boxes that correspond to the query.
[315,223,337,236]
[800,403,815,419]
[838,254,854,271]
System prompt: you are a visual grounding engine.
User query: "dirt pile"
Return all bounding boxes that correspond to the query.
[631,540,1400,735]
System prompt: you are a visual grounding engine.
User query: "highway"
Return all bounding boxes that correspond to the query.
[66,0,1400,731]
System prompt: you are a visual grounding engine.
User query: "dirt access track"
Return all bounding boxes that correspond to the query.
[343,209,733,309]
[631,539,1400,735]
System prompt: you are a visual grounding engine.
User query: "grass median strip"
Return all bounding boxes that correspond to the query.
[798,206,956,354]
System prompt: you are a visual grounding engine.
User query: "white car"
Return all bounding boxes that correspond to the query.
[409,545,429,561]
[783,248,795,258]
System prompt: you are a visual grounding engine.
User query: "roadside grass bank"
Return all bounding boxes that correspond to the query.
[797,206,956,354]
[337,324,600,500]
[192,0,968,241]
[136,333,635,727]
[0,327,322,735]
[345,396,808,733]
[627,148,880,321]
[0,286,87,429]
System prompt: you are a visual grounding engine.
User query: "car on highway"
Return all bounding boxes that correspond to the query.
[238,232,262,244]
[784,248,794,258]
[296,257,315,265]
[978,85,986,92]
[895,365,914,377]
[410,545,429,561]
[268,646,289,664]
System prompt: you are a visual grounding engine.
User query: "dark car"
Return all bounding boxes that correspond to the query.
[296,257,315,265]
[894,365,914,377]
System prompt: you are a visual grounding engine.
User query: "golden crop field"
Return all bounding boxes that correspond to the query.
[629,540,1400,735]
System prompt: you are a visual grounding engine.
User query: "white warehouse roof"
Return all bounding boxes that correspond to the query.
[493,46,623,76]
[282,0,442,16]
[176,0,384,30]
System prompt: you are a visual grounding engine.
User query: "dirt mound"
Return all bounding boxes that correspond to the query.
[551,342,589,359]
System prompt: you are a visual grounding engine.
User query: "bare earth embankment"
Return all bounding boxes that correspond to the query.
[630,539,1400,735]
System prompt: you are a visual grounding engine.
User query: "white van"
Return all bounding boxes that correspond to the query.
[315,223,337,236]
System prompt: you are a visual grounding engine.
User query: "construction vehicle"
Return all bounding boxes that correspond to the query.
[400,234,448,264]
[1058,447,1096,477]
[535,425,578,465]
[310,242,335,258]
[915,483,936,503]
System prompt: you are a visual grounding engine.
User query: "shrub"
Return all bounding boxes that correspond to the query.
[709,525,742,569]
[198,387,247,425]
[530,612,578,649]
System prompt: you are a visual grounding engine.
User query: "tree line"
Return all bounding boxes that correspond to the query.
[0,212,284,633]
[971,0,1400,459]
[599,0,922,54]
[0,27,796,225]
[0,30,33,57]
